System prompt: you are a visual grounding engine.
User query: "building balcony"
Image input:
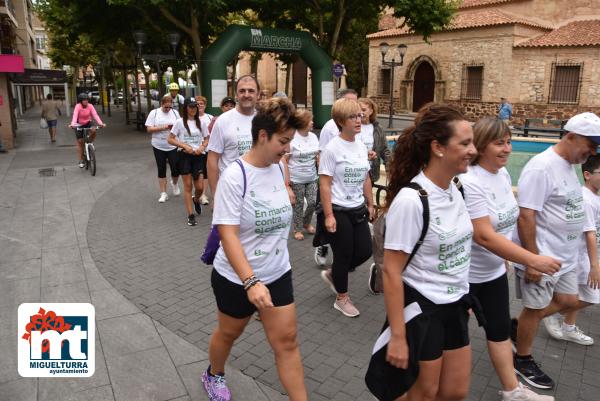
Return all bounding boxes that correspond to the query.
[0,0,18,27]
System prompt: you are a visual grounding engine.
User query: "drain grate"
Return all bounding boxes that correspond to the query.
[38,168,56,177]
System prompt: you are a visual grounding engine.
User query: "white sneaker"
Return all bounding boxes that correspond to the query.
[158,192,169,203]
[500,382,554,401]
[563,326,594,345]
[199,194,210,205]
[542,314,563,340]
[171,180,181,196]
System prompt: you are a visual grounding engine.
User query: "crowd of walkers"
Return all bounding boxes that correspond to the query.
[137,75,600,401]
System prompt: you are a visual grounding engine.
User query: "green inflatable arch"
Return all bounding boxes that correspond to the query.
[201,25,334,128]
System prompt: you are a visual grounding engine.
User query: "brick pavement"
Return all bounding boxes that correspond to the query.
[87,150,600,400]
[0,105,285,401]
[4,103,600,400]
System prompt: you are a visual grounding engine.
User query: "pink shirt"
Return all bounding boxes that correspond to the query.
[71,103,104,126]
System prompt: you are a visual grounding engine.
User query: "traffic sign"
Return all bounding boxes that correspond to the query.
[332,63,344,78]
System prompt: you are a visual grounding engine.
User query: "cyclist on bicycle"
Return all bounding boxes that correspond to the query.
[69,93,106,168]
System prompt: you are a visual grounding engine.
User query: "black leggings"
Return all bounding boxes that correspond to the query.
[469,273,510,342]
[327,208,372,293]
[153,147,179,179]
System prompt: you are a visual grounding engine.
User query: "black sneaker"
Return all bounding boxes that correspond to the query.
[187,214,197,226]
[193,196,202,215]
[314,245,329,266]
[510,318,518,352]
[514,355,554,389]
[368,263,381,295]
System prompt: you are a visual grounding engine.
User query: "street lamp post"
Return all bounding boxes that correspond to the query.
[133,31,147,129]
[134,30,181,98]
[379,42,407,128]
[106,49,136,124]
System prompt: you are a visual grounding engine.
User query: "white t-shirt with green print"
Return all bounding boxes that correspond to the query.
[385,171,474,304]
[207,108,255,174]
[212,160,292,285]
[513,147,584,276]
[577,186,600,284]
[461,165,518,284]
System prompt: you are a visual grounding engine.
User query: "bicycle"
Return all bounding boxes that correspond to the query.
[73,125,101,176]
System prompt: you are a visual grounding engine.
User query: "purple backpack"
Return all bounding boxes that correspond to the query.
[201,160,247,265]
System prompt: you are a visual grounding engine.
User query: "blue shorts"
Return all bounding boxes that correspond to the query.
[47,120,58,128]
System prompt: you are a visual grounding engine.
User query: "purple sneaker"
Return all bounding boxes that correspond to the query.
[201,370,231,401]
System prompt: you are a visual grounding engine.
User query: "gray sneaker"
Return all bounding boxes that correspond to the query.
[501,382,554,401]
[542,314,563,340]
[334,296,359,317]
[562,326,594,345]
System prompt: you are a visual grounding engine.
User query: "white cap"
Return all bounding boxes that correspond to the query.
[564,112,600,144]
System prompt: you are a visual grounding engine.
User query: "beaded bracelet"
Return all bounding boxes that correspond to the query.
[244,277,261,291]
[242,275,256,287]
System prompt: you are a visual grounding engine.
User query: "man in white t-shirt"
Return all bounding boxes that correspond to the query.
[168,83,185,114]
[513,112,600,390]
[207,75,258,196]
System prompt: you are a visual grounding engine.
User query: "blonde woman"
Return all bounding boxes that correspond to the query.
[319,98,374,317]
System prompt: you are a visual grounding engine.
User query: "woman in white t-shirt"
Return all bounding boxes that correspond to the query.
[203,98,307,401]
[462,117,559,401]
[319,98,375,318]
[196,95,214,205]
[145,95,181,203]
[381,103,476,400]
[168,97,209,227]
[358,97,391,184]
[285,110,319,240]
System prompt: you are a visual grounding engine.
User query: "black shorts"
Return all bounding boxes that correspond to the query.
[211,269,294,319]
[404,284,470,361]
[178,152,203,179]
[199,153,207,176]
[469,273,510,342]
[74,122,92,139]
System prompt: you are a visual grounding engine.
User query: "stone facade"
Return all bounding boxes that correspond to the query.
[446,100,600,124]
[367,0,600,122]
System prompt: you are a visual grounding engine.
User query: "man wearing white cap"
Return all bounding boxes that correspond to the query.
[513,112,600,390]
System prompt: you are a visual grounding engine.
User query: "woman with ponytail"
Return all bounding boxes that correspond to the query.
[168,97,209,226]
[381,103,477,400]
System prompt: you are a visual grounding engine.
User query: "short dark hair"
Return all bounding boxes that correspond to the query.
[46,94,53,100]
[251,97,302,144]
[235,75,260,92]
[582,155,600,177]
[336,88,357,99]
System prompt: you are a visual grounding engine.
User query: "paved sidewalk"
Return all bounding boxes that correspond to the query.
[2,104,600,401]
[0,106,285,401]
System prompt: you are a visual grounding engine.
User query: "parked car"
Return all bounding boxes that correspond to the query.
[89,91,100,105]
